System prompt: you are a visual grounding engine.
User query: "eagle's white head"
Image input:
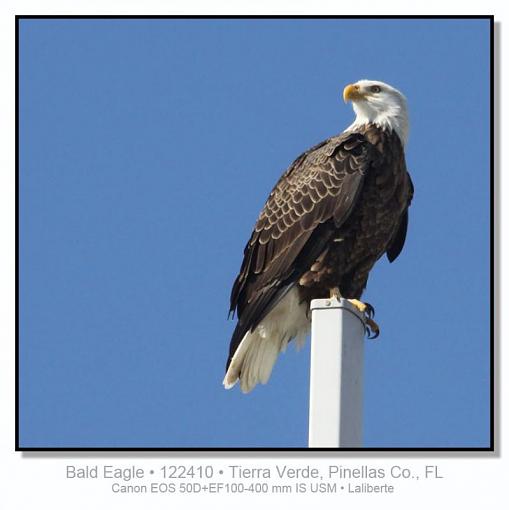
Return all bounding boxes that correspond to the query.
[343,79,409,145]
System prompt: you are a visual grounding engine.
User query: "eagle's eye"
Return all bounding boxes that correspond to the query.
[370,85,382,93]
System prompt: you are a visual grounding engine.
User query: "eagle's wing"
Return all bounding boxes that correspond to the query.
[227,132,380,368]
[386,171,414,262]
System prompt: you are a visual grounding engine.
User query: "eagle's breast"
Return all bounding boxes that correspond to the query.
[298,124,411,299]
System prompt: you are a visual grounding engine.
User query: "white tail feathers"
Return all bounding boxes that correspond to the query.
[223,329,280,393]
[223,287,310,393]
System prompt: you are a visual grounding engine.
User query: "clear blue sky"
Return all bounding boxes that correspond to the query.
[19,18,491,448]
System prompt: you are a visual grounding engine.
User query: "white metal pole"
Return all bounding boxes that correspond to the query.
[308,297,365,448]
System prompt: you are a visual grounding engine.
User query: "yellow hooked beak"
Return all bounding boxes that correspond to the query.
[343,83,365,102]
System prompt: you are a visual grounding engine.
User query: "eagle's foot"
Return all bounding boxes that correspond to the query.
[348,298,375,318]
[347,299,379,339]
[329,287,341,300]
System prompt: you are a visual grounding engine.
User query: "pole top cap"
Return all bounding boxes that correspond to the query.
[310,297,366,324]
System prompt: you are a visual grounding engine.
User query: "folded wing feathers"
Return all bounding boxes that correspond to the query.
[226,132,374,392]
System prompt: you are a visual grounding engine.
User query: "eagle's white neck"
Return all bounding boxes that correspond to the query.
[347,98,409,145]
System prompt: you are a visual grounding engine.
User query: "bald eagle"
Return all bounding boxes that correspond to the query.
[224,80,413,393]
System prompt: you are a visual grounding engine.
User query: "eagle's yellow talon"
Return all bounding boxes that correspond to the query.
[348,299,379,338]
[348,298,373,316]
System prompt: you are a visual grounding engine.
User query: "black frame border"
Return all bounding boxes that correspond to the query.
[15,14,495,453]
